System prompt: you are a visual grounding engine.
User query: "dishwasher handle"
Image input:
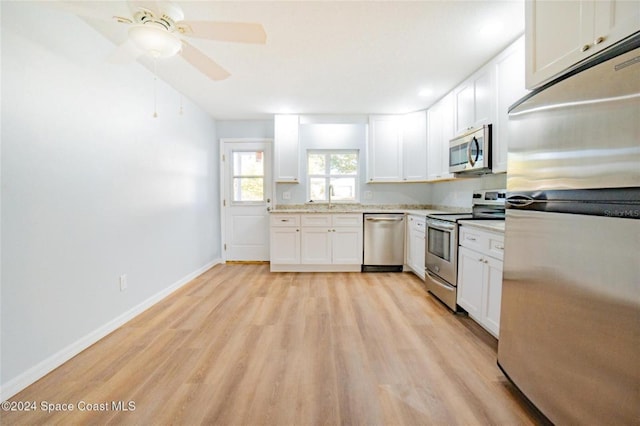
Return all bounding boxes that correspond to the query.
[365,217,404,222]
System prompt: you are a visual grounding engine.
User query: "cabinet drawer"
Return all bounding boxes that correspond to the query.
[332,214,363,227]
[459,227,487,252]
[270,214,300,227]
[459,226,504,260]
[301,214,332,227]
[488,236,506,261]
[408,215,426,233]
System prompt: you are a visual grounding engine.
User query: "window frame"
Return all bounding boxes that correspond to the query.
[306,149,359,204]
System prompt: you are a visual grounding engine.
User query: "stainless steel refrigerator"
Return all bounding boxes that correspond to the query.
[498,34,640,424]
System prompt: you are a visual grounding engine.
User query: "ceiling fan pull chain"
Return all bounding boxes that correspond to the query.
[153,58,158,118]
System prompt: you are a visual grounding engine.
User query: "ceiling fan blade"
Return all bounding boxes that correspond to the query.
[108,39,144,64]
[180,41,231,81]
[179,21,267,44]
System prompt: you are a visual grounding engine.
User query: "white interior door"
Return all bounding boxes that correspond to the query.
[222,139,272,261]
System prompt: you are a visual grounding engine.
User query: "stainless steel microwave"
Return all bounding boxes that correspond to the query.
[449,124,492,174]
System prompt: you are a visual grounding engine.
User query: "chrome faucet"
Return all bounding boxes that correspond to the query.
[328,184,335,209]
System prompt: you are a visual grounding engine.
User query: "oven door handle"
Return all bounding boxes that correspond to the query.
[426,270,456,289]
[427,221,456,231]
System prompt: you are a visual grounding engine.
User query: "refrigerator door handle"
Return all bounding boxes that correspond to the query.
[506,195,536,207]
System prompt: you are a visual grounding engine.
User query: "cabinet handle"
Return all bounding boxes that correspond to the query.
[581,44,590,52]
[495,244,504,250]
[296,229,299,232]
[594,36,605,45]
[467,236,476,241]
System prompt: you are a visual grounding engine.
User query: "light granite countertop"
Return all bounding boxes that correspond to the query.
[458,219,505,233]
[270,204,469,216]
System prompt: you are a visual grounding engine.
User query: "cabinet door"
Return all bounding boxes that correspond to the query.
[301,228,332,264]
[483,256,503,337]
[454,83,475,134]
[270,227,300,264]
[427,94,454,181]
[473,68,495,128]
[407,224,425,278]
[494,37,527,174]
[331,227,363,264]
[274,114,300,182]
[402,111,428,181]
[525,0,595,88]
[457,246,485,318]
[594,0,640,54]
[368,115,403,182]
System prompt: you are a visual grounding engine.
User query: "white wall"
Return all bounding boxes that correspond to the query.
[217,120,274,140]
[1,2,220,398]
[430,174,507,208]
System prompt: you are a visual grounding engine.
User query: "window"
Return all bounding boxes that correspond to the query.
[232,150,264,202]
[307,150,359,203]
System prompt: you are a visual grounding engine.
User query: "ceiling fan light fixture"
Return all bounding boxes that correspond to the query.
[128,25,182,58]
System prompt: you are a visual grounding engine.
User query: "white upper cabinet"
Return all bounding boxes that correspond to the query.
[454,66,496,135]
[401,111,428,181]
[274,114,300,183]
[367,115,403,182]
[493,36,527,174]
[427,93,455,181]
[526,0,640,89]
[367,113,428,183]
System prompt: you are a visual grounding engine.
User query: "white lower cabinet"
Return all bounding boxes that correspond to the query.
[270,214,301,264]
[406,215,426,279]
[271,213,362,271]
[457,225,504,337]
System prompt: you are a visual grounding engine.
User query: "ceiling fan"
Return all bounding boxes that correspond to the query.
[63,1,267,81]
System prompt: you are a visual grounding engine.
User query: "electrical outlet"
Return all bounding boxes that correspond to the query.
[364,191,373,200]
[120,274,128,292]
[282,191,291,200]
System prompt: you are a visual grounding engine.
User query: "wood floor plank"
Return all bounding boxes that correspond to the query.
[1,264,548,425]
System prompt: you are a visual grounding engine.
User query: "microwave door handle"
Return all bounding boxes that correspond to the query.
[467,137,479,166]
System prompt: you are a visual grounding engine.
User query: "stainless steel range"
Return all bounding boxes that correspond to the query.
[425,189,505,311]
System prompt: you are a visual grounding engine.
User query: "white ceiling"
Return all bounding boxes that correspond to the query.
[73,1,525,120]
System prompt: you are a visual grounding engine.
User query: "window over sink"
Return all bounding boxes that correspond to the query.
[307,150,359,203]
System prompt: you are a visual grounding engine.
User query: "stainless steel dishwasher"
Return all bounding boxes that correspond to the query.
[362,213,405,272]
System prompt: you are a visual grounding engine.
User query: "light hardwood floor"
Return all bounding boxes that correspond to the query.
[2,264,548,425]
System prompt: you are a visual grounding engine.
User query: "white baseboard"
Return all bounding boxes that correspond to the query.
[0,258,224,402]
